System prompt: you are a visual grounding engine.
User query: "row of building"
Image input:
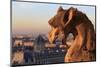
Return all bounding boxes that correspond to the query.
[12,34,67,65]
[12,34,67,53]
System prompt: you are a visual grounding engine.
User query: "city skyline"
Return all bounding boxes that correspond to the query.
[12,1,96,35]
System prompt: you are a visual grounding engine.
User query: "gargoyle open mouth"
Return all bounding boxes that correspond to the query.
[48,27,65,44]
[48,27,59,44]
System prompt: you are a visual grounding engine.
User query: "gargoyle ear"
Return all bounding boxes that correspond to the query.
[63,7,77,27]
[57,6,63,13]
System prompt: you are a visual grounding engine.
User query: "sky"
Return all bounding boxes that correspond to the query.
[12,1,96,35]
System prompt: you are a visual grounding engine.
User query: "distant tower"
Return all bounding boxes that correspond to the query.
[34,35,45,53]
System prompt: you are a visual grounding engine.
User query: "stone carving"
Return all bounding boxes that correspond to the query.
[48,6,96,62]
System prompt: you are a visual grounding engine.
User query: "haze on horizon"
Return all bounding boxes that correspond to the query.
[12,1,96,36]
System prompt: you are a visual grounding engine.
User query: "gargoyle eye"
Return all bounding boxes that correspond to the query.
[55,32,59,35]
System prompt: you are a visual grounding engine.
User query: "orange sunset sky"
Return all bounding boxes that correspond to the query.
[12,1,95,35]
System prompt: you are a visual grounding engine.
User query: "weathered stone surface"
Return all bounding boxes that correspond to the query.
[48,6,96,62]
